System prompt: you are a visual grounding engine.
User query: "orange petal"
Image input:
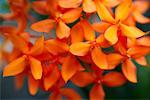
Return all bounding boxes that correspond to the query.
[104,25,118,44]
[28,74,39,95]
[92,22,111,33]
[107,53,124,69]
[56,20,70,39]
[115,0,132,21]
[127,38,136,48]
[58,0,81,8]
[83,0,96,13]
[0,26,16,33]
[70,22,84,43]
[44,65,60,90]
[49,92,61,100]
[102,0,122,8]
[78,53,93,63]
[20,32,30,42]
[31,19,55,33]
[122,59,137,83]
[61,55,79,82]
[134,1,149,13]
[15,74,24,89]
[29,56,42,80]
[32,1,49,15]
[69,42,91,56]
[102,71,127,87]
[94,0,115,23]
[90,84,105,100]
[16,16,27,33]
[120,24,145,38]
[91,47,108,69]
[127,46,150,59]
[135,57,147,66]
[61,8,82,23]
[29,35,44,56]
[123,15,136,26]
[3,56,26,77]
[71,71,95,87]
[47,0,59,17]
[136,36,150,47]
[9,35,29,53]
[45,39,69,55]
[96,34,110,47]
[59,88,81,100]
[133,10,150,24]
[80,20,95,41]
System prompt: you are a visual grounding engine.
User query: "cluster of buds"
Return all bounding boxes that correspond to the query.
[0,0,150,99]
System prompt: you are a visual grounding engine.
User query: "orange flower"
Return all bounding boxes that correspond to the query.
[94,0,146,45]
[49,88,81,100]
[114,36,150,83]
[3,35,44,80]
[71,66,126,99]
[58,0,122,13]
[31,1,82,39]
[125,0,150,26]
[70,20,124,70]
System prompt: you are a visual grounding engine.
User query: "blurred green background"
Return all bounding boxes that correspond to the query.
[0,0,150,99]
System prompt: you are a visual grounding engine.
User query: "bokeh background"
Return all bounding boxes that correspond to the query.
[0,0,150,99]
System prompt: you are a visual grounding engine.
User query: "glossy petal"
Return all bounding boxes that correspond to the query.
[80,20,95,41]
[91,47,108,69]
[59,88,81,100]
[29,36,44,56]
[45,39,69,55]
[31,19,55,33]
[104,25,118,44]
[122,59,137,83]
[92,22,111,33]
[127,46,150,59]
[90,84,105,100]
[28,74,39,95]
[136,37,150,47]
[107,53,124,69]
[96,34,111,48]
[56,20,70,39]
[71,71,95,87]
[70,22,84,43]
[58,0,82,8]
[62,55,79,82]
[120,24,145,38]
[29,56,42,80]
[135,57,147,66]
[3,56,26,77]
[70,42,91,56]
[83,0,96,13]
[115,0,132,21]
[102,0,122,8]
[94,0,115,23]
[61,8,82,24]
[44,65,60,90]
[102,71,127,87]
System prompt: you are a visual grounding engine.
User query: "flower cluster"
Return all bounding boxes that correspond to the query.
[0,0,150,99]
